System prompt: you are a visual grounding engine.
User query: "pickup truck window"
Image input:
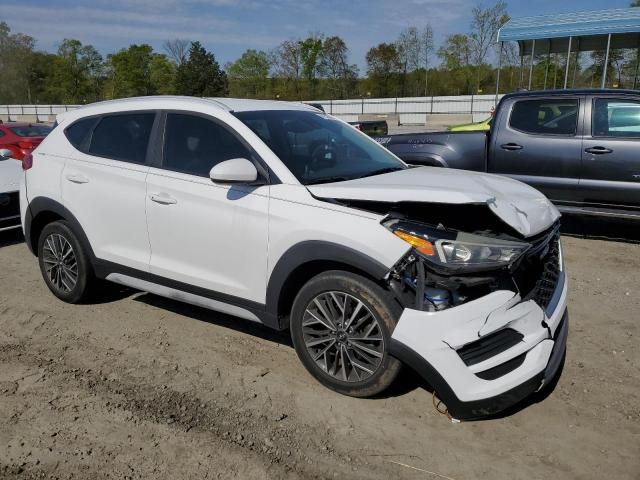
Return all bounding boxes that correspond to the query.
[509,99,578,136]
[593,98,640,138]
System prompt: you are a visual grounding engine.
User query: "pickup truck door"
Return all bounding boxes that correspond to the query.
[580,95,640,211]
[488,96,584,205]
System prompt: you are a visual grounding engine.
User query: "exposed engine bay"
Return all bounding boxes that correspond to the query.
[332,199,562,314]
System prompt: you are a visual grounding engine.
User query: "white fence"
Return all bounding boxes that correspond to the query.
[314,94,503,124]
[0,94,503,125]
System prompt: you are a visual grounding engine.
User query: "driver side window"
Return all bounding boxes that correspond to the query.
[163,113,252,177]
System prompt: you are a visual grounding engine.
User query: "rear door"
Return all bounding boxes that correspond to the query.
[489,96,584,204]
[580,95,640,210]
[62,111,157,271]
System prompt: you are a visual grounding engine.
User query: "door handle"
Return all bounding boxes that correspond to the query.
[150,193,177,205]
[500,143,523,151]
[585,146,613,155]
[65,173,89,184]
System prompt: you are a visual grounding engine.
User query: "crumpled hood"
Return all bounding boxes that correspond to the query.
[307,167,560,237]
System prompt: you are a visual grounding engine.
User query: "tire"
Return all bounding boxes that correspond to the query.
[290,270,402,397]
[37,220,95,303]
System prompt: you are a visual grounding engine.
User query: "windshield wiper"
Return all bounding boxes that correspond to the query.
[358,167,405,178]
[305,176,352,185]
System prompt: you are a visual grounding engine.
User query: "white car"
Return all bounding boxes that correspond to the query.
[0,148,23,232]
[20,96,568,420]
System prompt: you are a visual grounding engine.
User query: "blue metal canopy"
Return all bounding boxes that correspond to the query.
[498,8,640,43]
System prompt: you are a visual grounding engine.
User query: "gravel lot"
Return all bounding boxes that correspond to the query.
[0,218,638,480]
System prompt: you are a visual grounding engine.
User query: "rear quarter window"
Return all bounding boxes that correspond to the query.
[64,118,97,149]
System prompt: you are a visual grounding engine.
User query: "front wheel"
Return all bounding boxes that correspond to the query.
[290,271,402,397]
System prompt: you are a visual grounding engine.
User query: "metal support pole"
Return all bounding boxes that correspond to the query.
[634,44,640,90]
[543,42,551,90]
[601,33,612,89]
[564,36,573,89]
[519,52,524,88]
[528,39,536,90]
[495,41,503,105]
[572,38,581,88]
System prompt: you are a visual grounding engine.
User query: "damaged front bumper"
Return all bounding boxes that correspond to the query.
[389,256,568,421]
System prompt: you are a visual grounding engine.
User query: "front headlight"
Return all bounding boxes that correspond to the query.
[384,219,530,272]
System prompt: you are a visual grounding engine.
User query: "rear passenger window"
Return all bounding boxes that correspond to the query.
[89,113,155,164]
[65,118,96,149]
[163,113,253,177]
[509,99,578,136]
[593,98,640,137]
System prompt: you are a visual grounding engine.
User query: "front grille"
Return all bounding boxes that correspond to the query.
[513,225,561,311]
[523,233,561,310]
[457,328,524,366]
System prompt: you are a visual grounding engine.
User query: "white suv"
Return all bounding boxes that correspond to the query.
[20,96,568,420]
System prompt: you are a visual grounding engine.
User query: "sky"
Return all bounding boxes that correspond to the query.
[0,0,630,70]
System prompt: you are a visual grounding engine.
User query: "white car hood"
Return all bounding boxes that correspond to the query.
[0,159,22,194]
[307,167,560,237]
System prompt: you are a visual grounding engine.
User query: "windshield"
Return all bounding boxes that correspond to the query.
[9,124,53,137]
[233,110,405,184]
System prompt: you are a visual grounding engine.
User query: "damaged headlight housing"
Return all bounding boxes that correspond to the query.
[384,219,530,272]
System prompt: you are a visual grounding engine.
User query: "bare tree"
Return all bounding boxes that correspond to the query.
[469,1,509,67]
[396,27,421,95]
[163,39,189,66]
[273,39,304,97]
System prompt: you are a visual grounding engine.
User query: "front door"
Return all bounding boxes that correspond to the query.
[145,112,270,305]
[489,96,584,205]
[580,96,640,210]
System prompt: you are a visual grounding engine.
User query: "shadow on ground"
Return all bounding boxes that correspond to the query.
[0,228,24,248]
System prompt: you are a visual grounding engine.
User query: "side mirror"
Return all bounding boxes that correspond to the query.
[209,158,258,184]
[0,148,12,160]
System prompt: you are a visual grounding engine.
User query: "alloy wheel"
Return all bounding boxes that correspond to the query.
[302,291,384,382]
[42,233,78,293]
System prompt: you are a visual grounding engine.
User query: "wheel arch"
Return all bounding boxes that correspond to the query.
[266,241,392,329]
[25,197,94,259]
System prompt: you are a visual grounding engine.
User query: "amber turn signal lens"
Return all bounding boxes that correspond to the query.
[393,230,435,256]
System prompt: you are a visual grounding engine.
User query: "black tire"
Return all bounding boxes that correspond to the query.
[37,220,95,303]
[290,270,402,397]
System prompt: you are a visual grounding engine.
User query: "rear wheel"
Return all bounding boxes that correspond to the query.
[290,271,402,397]
[38,221,95,303]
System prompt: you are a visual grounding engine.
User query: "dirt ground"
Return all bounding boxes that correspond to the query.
[0,218,638,480]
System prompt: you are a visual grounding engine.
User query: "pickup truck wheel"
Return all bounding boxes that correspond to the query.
[290,271,402,397]
[37,221,95,304]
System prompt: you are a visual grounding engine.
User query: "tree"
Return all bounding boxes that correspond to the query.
[227,49,270,97]
[163,39,190,66]
[274,39,304,98]
[469,1,509,68]
[106,44,155,98]
[366,43,402,97]
[175,41,228,97]
[0,22,36,103]
[396,27,421,96]
[300,35,324,96]
[438,34,473,94]
[422,24,434,95]
[50,39,104,104]
[318,36,358,99]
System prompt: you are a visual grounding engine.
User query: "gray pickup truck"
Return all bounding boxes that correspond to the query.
[377,89,640,219]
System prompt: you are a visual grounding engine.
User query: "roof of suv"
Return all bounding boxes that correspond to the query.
[57,96,316,124]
